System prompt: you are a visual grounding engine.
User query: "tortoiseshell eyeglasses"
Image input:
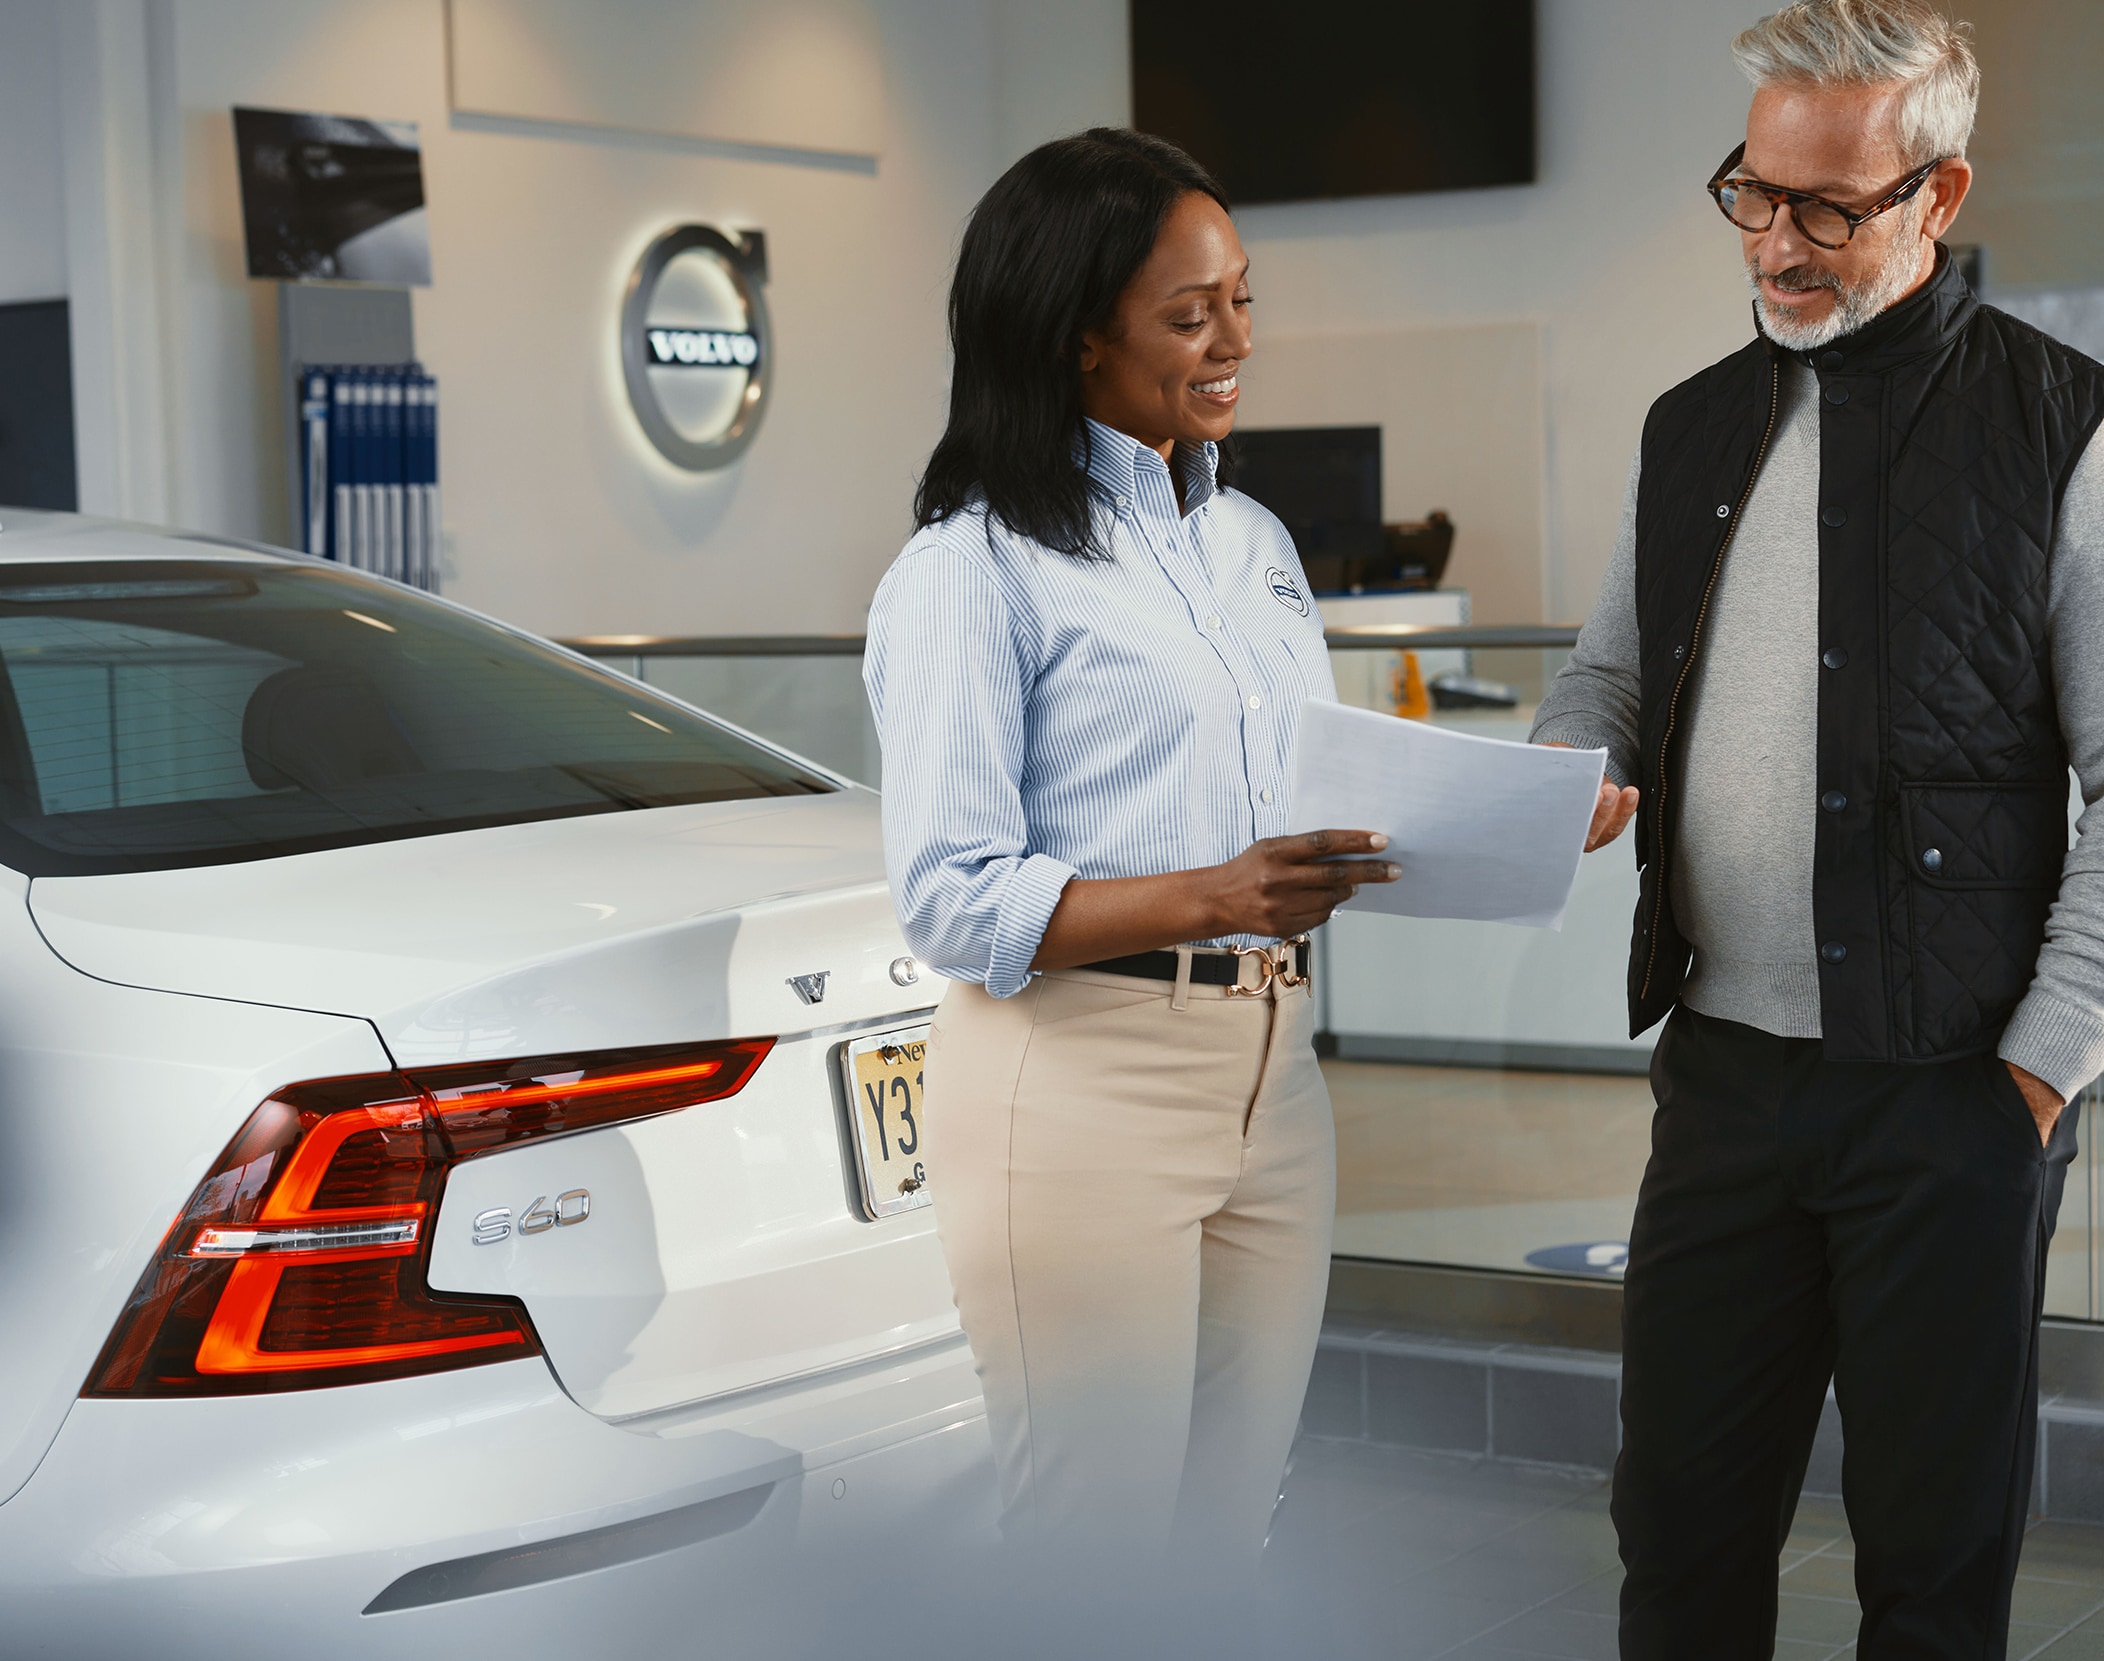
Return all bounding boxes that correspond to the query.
[1707,141,1947,250]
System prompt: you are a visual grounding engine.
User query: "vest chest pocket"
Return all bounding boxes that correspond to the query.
[1900,780,2068,891]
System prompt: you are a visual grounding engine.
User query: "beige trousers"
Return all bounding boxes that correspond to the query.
[923,964,1335,1563]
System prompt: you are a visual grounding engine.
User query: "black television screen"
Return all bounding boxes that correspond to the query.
[1231,427,1385,591]
[1132,0,1535,205]
[1232,427,1381,530]
[233,107,432,285]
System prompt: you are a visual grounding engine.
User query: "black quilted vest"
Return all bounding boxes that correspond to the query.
[1629,249,2104,1060]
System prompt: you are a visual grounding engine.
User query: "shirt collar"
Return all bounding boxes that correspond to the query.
[1078,419,1220,516]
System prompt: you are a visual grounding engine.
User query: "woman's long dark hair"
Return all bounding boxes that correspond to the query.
[913,128,1230,559]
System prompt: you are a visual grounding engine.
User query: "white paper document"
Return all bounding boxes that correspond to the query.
[1286,699,1608,930]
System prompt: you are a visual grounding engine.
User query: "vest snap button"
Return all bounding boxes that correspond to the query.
[1825,385,1850,406]
[1821,350,1845,371]
[1821,508,1847,528]
[1673,644,1685,659]
[1822,647,1848,670]
[1921,847,1944,873]
[1821,941,1848,964]
[1821,790,1848,813]
[1715,503,1730,518]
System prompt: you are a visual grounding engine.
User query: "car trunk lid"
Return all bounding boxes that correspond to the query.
[27,791,962,1420]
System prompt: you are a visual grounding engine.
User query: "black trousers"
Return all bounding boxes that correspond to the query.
[1615,1007,2078,1660]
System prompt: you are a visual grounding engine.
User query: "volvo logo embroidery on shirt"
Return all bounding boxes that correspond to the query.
[1266,567,1310,616]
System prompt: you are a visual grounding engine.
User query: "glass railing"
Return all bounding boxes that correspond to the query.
[563,626,2104,1321]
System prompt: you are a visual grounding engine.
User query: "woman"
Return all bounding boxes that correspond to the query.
[863,129,1394,1563]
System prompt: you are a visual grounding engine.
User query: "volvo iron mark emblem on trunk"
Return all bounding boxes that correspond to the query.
[621,223,771,471]
[788,972,830,1006]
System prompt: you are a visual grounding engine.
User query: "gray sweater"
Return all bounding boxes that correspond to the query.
[1533,358,2104,1100]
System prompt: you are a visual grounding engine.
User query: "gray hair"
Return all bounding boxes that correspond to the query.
[1733,0,1980,165]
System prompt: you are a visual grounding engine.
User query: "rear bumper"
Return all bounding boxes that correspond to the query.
[0,1339,991,1656]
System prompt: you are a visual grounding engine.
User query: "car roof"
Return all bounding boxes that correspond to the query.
[0,510,293,567]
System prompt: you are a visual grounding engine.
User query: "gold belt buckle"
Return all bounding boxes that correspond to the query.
[1276,934,1311,989]
[1224,945,1276,997]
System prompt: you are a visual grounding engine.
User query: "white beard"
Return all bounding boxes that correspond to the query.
[1747,212,1930,350]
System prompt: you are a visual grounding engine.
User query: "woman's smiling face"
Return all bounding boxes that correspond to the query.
[1078,191,1251,461]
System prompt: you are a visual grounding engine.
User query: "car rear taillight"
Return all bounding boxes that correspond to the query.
[86,1036,775,1396]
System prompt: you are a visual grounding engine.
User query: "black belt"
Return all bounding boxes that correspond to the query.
[1078,937,1312,993]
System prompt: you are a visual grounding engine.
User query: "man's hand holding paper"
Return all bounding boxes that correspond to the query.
[1286,699,1614,931]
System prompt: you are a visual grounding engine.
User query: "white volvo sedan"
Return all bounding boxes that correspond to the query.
[0,512,990,1654]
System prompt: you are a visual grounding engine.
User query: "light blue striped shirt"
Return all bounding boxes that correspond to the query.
[864,419,1336,997]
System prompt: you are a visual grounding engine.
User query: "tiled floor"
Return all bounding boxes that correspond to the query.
[1323,1058,2103,1319]
[1265,1436,2104,1659]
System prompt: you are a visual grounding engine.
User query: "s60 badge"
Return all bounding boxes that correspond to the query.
[472,1189,590,1244]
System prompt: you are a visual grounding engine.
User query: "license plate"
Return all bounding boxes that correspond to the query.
[839,1025,932,1220]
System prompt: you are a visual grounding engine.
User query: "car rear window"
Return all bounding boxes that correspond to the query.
[0,559,834,875]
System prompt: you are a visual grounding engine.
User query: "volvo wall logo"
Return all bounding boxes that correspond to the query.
[621,224,772,471]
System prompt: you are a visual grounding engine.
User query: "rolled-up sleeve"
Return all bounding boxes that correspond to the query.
[864,538,1076,997]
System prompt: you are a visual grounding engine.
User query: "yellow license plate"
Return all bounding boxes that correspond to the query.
[840,1026,931,1220]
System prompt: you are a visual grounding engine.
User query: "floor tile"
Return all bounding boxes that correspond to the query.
[2014,1572,2104,1628]
[2026,1521,2104,1582]
[1778,1551,1859,1600]
[1473,1605,1621,1659]
[1774,1591,1863,1646]
[1785,1495,1854,1559]
[1541,1570,1622,1618]
[1270,1430,2104,1659]
[1789,1494,1852,1531]
[1429,1545,1604,1611]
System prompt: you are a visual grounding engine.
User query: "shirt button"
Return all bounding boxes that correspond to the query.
[1114,494,1128,508]
[1821,790,1848,813]
[1261,788,1275,804]
[1247,694,1263,711]
[1822,646,1849,670]
[1205,615,1222,630]
[1820,941,1848,964]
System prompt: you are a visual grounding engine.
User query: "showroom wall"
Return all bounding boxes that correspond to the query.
[167,0,1007,636]
[180,0,1129,634]
[11,1,2079,635]
[1235,1,1765,623]
[1953,0,2104,290]
[0,0,66,306]
[11,0,1125,636]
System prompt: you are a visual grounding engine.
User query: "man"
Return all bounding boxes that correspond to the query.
[1533,2,2104,1654]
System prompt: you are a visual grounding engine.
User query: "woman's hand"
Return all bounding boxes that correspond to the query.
[1030,830,1400,971]
[1206,830,1399,938]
